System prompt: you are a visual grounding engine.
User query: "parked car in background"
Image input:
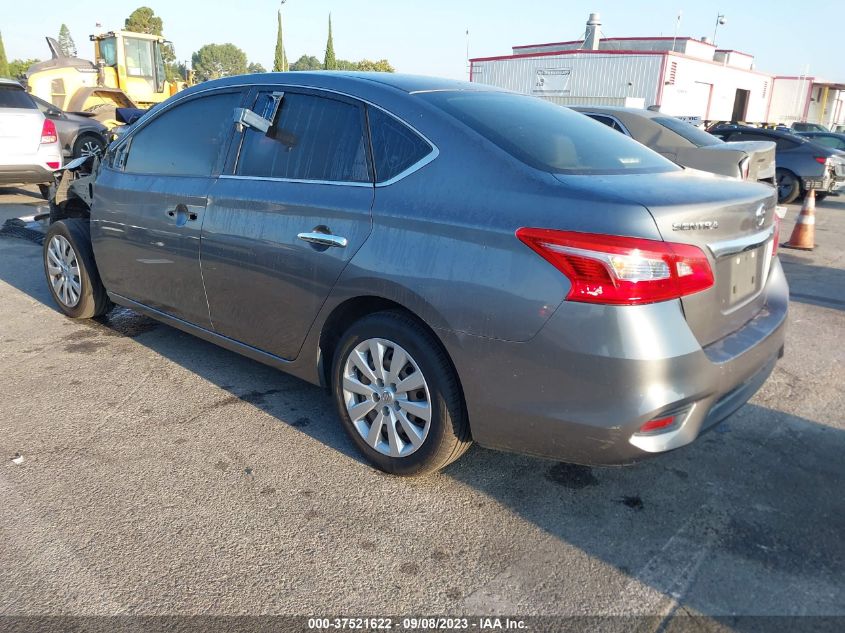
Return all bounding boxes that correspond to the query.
[794,131,845,153]
[572,106,776,186]
[30,95,108,159]
[791,122,829,133]
[833,124,845,134]
[43,73,787,476]
[0,78,61,196]
[709,125,845,203]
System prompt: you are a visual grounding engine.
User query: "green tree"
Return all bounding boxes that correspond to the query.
[324,14,336,70]
[8,58,40,79]
[125,7,163,34]
[290,54,321,71]
[125,7,178,81]
[191,43,247,82]
[0,31,9,78]
[273,10,288,72]
[247,62,266,74]
[354,59,395,72]
[57,24,77,57]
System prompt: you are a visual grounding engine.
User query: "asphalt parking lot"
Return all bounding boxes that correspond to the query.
[0,186,843,630]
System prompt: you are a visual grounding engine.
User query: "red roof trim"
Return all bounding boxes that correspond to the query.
[512,36,714,50]
[471,49,669,63]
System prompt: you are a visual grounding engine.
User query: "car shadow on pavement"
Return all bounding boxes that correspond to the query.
[0,186,44,201]
[2,235,843,622]
[779,254,845,312]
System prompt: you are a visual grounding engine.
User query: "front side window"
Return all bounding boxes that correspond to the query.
[124,37,154,78]
[368,107,433,182]
[237,92,370,183]
[585,114,627,134]
[124,91,242,176]
[422,91,678,175]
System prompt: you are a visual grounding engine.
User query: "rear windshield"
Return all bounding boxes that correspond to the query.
[0,84,36,109]
[420,91,678,175]
[653,116,722,147]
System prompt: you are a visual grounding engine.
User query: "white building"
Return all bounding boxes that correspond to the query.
[469,14,845,128]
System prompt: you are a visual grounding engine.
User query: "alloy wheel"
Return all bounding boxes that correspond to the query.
[342,338,432,458]
[46,235,81,307]
[78,139,103,157]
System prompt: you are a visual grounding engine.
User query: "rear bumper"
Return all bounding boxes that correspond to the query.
[0,164,55,186]
[449,258,789,465]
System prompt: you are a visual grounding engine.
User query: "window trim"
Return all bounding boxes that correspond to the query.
[111,82,439,185]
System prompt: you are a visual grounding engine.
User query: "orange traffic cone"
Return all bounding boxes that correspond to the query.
[783,189,816,250]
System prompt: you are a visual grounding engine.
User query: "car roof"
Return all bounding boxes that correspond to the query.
[710,125,805,141]
[185,72,497,97]
[0,78,25,88]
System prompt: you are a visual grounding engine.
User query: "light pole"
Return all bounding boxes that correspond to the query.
[712,13,726,45]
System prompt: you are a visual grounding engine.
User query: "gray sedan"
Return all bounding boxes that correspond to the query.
[572,106,776,186]
[31,95,108,159]
[42,73,787,475]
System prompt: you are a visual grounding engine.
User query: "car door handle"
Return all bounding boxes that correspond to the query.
[297,232,348,248]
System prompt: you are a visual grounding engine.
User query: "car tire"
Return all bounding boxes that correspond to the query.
[43,219,111,319]
[72,133,106,159]
[776,169,801,204]
[331,310,472,476]
[38,183,53,200]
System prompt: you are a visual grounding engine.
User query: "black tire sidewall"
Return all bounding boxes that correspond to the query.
[331,313,461,476]
[777,169,800,204]
[43,220,101,319]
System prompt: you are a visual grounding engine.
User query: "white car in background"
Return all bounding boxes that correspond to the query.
[0,78,62,197]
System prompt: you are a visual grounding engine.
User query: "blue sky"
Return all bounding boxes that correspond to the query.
[3,0,842,80]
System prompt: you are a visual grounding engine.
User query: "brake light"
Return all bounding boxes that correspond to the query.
[46,161,60,170]
[40,119,58,145]
[516,228,714,305]
[814,156,828,165]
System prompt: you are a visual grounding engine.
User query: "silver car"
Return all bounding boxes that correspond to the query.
[42,74,788,476]
[573,106,776,186]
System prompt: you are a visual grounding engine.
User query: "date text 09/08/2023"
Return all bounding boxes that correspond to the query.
[307,617,528,630]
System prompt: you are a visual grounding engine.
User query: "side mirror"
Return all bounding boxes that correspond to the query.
[233,108,271,134]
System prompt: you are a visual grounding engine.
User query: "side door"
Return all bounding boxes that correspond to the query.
[92,89,246,328]
[201,87,374,360]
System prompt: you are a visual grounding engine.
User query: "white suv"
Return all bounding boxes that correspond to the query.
[0,79,62,194]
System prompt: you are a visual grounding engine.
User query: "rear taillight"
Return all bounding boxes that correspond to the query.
[772,213,781,258]
[739,157,750,180]
[516,228,714,305]
[814,156,828,165]
[40,119,58,145]
[638,415,677,434]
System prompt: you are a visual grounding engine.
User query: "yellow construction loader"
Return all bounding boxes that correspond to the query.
[26,31,189,127]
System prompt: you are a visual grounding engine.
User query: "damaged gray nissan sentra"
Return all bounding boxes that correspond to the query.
[43,72,788,475]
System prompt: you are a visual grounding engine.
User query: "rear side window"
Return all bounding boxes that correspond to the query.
[731,132,798,150]
[653,116,722,147]
[237,92,370,183]
[584,114,626,134]
[422,92,677,175]
[368,108,433,182]
[0,85,36,109]
[124,91,242,176]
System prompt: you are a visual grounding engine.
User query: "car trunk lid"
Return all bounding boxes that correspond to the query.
[554,170,779,347]
[691,140,776,183]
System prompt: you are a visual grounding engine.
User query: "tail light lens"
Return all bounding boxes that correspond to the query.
[40,119,58,145]
[516,228,714,305]
[814,156,828,165]
[772,213,781,258]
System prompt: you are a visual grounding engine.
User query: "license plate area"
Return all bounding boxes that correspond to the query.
[727,247,764,308]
